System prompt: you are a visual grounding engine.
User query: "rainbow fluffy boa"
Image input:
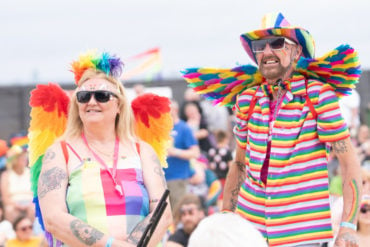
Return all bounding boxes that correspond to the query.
[182,44,361,107]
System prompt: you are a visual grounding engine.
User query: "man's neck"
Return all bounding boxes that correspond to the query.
[265,68,295,85]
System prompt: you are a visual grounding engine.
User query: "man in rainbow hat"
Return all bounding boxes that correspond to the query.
[182,13,362,247]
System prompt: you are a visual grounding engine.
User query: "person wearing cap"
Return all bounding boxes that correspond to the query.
[182,13,362,247]
[229,13,362,247]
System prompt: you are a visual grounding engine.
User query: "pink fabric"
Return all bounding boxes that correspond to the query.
[261,98,281,184]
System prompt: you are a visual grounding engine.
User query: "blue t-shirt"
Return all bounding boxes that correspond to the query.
[164,120,198,180]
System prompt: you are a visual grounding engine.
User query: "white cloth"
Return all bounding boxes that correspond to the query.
[0,220,16,239]
[339,89,360,129]
[8,168,33,204]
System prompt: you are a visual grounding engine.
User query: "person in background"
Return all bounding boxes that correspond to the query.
[355,195,370,247]
[182,101,212,154]
[1,145,34,223]
[0,139,8,172]
[133,83,145,97]
[6,216,42,247]
[188,212,267,247]
[206,130,233,208]
[0,200,15,246]
[339,89,360,138]
[165,101,200,211]
[166,194,205,247]
[37,51,172,247]
[355,125,370,167]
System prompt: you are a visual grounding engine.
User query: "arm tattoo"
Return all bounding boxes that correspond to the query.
[70,219,103,246]
[332,140,348,153]
[43,150,56,163]
[230,161,245,211]
[128,216,150,245]
[38,167,67,199]
[152,154,167,188]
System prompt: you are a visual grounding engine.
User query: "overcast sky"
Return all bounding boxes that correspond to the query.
[1,0,369,85]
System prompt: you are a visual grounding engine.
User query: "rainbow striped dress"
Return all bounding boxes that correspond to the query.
[64,144,150,244]
[233,74,349,247]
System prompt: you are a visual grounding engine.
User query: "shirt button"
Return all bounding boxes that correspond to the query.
[268,196,271,200]
[267,217,271,220]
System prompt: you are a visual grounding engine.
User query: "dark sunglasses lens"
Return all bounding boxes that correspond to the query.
[252,40,268,52]
[76,91,92,103]
[270,38,285,50]
[361,205,369,213]
[20,226,32,231]
[94,91,111,103]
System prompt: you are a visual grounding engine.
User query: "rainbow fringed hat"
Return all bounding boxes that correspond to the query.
[241,12,315,64]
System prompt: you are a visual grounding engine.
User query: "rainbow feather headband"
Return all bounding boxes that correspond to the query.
[71,51,124,84]
[182,44,361,107]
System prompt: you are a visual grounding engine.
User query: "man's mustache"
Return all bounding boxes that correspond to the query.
[261,56,280,64]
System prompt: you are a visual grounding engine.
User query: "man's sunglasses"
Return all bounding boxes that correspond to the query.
[76,90,118,103]
[251,37,296,53]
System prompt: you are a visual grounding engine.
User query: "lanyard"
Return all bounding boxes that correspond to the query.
[82,133,123,196]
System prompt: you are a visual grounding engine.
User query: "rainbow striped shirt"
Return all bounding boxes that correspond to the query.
[233,74,349,247]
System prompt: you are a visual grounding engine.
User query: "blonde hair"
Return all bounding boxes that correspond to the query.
[63,69,137,141]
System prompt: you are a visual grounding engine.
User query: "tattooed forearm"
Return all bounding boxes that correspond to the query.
[38,167,67,199]
[70,220,103,246]
[128,216,150,244]
[332,140,348,153]
[235,161,245,172]
[152,154,167,188]
[230,161,245,211]
[43,150,56,163]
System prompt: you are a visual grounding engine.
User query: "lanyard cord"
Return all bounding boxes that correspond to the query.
[82,133,121,193]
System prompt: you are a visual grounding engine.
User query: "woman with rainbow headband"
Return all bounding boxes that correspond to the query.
[182,13,362,247]
[29,51,173,247]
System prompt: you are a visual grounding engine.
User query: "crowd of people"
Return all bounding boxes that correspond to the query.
[0,83,369,246]
[0,11,369,247]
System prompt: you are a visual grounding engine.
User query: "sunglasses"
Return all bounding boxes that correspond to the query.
[76,90,118,103]
[360,204,370,213]
[251,37,296,53]
[17,225,33,232]
[180,207,198,216]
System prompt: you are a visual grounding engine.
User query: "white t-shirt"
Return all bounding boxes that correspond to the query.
[0,220,16,239]
[339,89,360,129]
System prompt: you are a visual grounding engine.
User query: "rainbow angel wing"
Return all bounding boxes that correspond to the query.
[183,45,361,107]
[131,93,173,167]
[28,83,70,229]
[182,65,263,107]
[296,44,361,98]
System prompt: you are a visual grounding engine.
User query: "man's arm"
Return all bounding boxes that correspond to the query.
[222,145,246,211]
[331,137,362,247]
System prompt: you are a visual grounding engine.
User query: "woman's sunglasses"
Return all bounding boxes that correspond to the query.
[76,90,118,103]
[252,37,296,53]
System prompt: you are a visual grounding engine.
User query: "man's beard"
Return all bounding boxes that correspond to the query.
[259,55,291,81]
[183,221,198,234]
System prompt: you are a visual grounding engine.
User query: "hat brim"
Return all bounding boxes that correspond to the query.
[241,27,315,64]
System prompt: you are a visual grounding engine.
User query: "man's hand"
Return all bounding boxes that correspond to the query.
[334,228,359,247]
